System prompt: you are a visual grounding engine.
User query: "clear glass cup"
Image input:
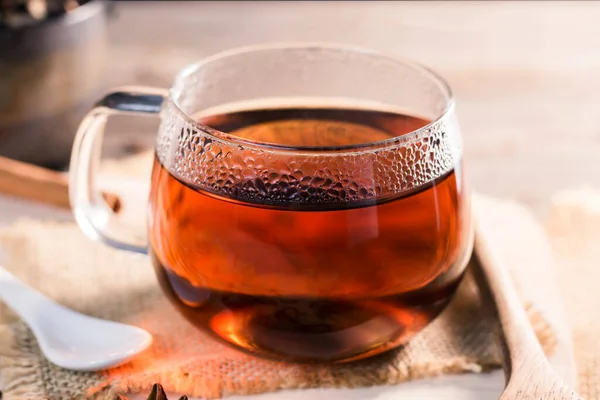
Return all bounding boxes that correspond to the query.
[70,43,473,363]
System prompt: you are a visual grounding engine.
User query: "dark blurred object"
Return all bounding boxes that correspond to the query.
[1,0,94,29]
[116,383,189,400]
[0,0,110,168]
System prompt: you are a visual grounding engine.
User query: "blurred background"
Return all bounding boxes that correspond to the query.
[1,0,599,215]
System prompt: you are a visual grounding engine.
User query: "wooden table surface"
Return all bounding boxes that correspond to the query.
[102,1,600,218]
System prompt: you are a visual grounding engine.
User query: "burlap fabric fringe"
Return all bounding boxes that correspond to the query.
[0,193,557,399]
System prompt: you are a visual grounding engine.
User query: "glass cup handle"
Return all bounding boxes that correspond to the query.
[69,86,169,254]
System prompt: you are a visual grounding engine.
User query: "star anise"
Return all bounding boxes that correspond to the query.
[116,383,188,400]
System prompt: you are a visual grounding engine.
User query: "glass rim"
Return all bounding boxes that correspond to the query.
[167,42,455,153]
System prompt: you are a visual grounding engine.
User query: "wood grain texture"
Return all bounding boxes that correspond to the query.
[98,1,600,219]
[0,155,120,211]
[474,221,582,399]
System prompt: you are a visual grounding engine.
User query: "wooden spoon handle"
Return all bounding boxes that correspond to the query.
[474,219,583,400]
[0,155,120,212]
[473,220,547,369]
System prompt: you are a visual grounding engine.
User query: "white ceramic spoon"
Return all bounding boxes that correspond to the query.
[0,265,152,371]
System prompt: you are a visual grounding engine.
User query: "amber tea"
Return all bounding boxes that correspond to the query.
[148,106,472,362]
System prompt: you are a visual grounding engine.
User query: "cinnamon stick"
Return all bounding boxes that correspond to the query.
[0,155,121,212]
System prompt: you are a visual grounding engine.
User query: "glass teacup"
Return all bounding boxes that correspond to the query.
[70,44,473,363]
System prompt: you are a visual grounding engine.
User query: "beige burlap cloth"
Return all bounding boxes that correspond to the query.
[547,187,600,399]
[0,156,562,399]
